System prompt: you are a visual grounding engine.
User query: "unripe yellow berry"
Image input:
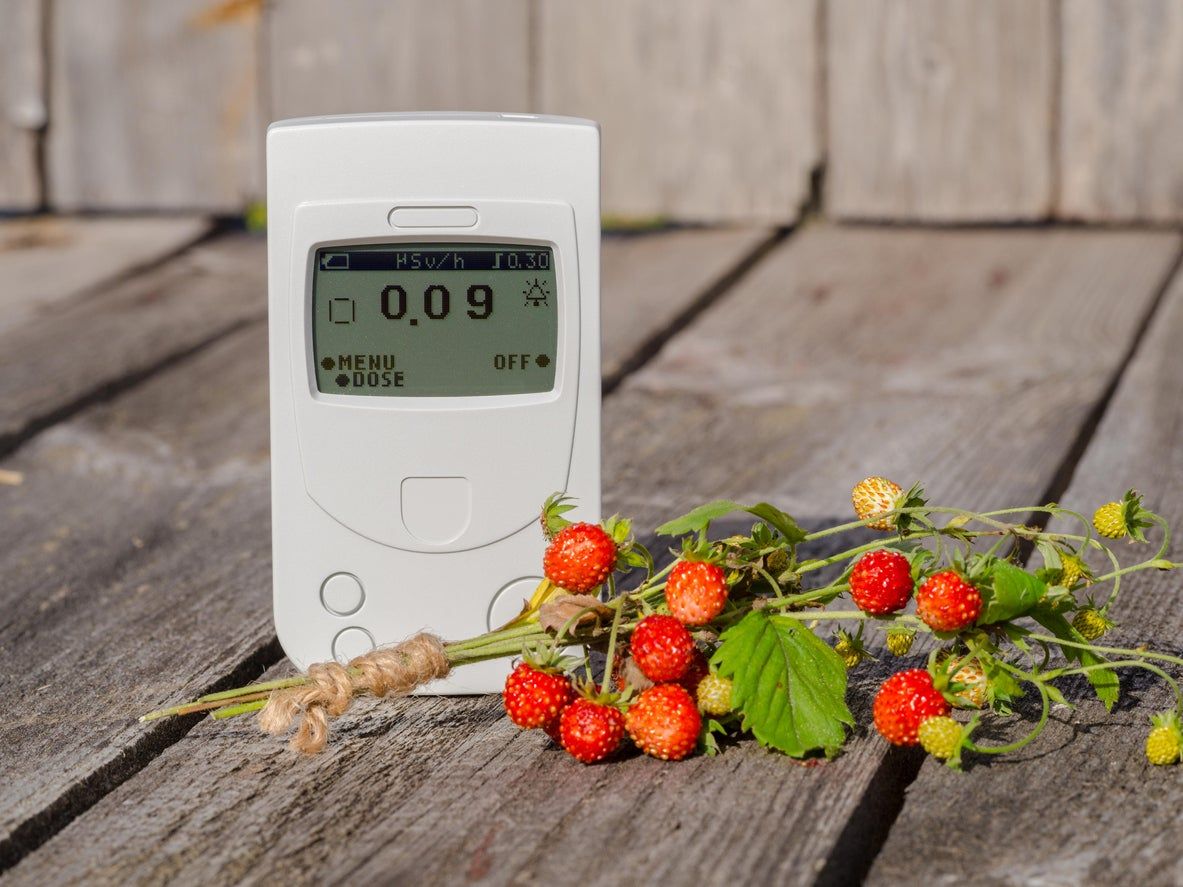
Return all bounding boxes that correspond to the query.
[696,674,733,716]
[852,476,903,532]
[918,716,962,760]
[1093,502,1127,539]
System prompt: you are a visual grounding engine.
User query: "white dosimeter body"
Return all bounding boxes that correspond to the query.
[267,113,600,693]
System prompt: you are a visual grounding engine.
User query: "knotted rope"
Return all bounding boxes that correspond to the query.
[258,632,451,754]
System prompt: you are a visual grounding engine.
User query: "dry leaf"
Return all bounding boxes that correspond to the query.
[538,594,612,633]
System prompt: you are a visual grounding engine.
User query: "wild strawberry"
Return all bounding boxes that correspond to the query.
[559,698,625,764]
[630,614,695,682]
[626,684,702,761]
[849,550,914,615]
[665,560,729,625]
[1072,607,1112,641]
[873,669,951,746]
[916,571,982,632]
[543,522,617,592]
[1059,554,1088,588]
[949,662,988,709]
[1145,712,1182,766]
[852,476,903,531]
[834,629,868,670]
[696,673,733,716]
[678,649,710,695]
[1093,501,1128,539]
[503,663,574,729]
[918,715,962,760]
[886,626,916,656]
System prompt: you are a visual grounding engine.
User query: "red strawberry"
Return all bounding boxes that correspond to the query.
[849,550,914,615]
[559,698,625,763]
[873,669,950,746]
[630,615,696,682]
[503,663,574,729]
[915,570,982,632]
[542,522,617,593]
[665,560,729,625]
[626,684,702,761]
[678,649,710,696]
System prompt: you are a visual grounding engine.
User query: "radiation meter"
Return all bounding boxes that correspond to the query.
[267,113,601,693]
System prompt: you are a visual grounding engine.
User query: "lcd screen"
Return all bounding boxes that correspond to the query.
[312,242,558,397]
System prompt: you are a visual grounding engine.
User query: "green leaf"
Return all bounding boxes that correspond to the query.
[657,500,806,544]
[978,562,1047,624]
[1031,607,1118,710]
[710,610,853,757]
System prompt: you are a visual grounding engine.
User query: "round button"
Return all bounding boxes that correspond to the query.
[320,573,365,616]
[488,576,545,631]
[332,627,375,664]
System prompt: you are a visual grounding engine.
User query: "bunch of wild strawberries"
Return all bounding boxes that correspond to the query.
[504,515,732,763]
[144,475,1181,768]
[500,477,1183,769]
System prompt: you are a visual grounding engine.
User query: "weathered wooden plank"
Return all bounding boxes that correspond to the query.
[537,0,818,224]
[5,227,1177,886]
[266,0,531,119]
[867,266,1183,886]
[0,0,44,209]
[601,227,774,384]
[0,228,758,872]
[47,0,261,210]
[0,215,209,334]
[827,0,1055,221]
[605,226,1180,530]
[1059,0,1183,222]
[0,231,263,454]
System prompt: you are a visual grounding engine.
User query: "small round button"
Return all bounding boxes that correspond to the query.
[488,577,545,631]
[332,627,375,663]
[320,573,365,616]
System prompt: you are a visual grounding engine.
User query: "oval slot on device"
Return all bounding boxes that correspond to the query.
[389,206,478,228]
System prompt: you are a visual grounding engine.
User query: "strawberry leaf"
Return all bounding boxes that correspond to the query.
[657,500,806,544]
[710,610,853,757]
[978,562,1046,624]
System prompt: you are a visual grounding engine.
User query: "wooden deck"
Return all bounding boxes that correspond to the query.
[1,218,1181,885]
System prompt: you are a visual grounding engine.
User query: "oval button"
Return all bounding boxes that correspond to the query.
[388,206,478,228]
[332,627,375,663]
[320,573,365,616]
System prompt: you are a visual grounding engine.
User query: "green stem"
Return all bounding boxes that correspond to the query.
[211,699,268,719]
[964,677,1050,756]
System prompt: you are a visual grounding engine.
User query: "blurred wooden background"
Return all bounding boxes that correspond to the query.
[2,0,1181,224]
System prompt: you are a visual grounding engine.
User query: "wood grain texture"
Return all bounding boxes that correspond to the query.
[5,227,1177,886]
[538,0,819,224]
[0,228,757,876]
[266,0,530,119]
[827,0,1054,221]
[1059,0,1183,221]
[601,227,773,382]
[47,0,262,210]
[0,215,209,334]
[867,266,1183,886]
[0,0,44,208]
[0,232,264,453]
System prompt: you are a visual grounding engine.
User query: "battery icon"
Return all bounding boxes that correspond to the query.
[320,252,350,270]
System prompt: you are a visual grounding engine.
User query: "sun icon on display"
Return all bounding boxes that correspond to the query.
[522,278,550,307]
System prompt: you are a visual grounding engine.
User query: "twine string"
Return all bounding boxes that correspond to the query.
[257,632,451,754]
